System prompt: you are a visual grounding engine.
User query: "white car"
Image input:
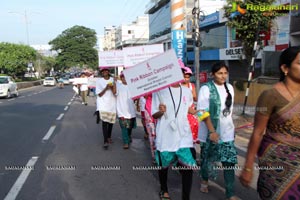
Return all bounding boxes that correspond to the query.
[0,76,19,98]
[43,77,56,86]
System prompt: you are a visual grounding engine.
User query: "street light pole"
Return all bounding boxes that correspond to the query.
[9,10,30,45]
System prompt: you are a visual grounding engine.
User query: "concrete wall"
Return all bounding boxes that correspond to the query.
[17,80,43,89]
[233,81,273,106]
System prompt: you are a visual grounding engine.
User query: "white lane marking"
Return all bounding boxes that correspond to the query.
[19,96,25,99]
[67,102,71,105]
[7,99,16,102]
[4,156,39,200]
[0,102,3,104]
[27,95,32,97]
[64,106,68,111]
[33,92,38,95]
[42,126,56,141]
[56,113,64,120]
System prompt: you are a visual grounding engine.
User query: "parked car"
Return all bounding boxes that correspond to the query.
[0,76,19,98]
[43,77,56,86]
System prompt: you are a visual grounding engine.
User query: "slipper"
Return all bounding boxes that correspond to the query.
[200,182,209,193]
[159,191,171,200]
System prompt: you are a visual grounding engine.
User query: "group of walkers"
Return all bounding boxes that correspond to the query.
[94,46,300,200]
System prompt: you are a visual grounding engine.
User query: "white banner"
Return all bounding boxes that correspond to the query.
[72,78,88,85]
[123,44,164,67]
[123,49,184,99]
[88,77,98,88]
[98,50,124,67]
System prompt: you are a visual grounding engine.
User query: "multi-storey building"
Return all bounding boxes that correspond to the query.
[115,16,149,49]
[103,26,117,51]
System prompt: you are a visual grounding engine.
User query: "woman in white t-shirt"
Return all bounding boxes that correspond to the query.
[197,62,237,200]
[114,72,137,149]
[96,67,116,149]
[152,81,198,200]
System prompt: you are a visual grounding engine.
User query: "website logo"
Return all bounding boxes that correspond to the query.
[229,1,299,18]
[230,2,247,18]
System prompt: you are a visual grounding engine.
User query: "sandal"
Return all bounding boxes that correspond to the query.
[159,191,171,200]
[200,181,209,193]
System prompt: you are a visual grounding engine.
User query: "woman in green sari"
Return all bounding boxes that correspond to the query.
[240,46,300,199]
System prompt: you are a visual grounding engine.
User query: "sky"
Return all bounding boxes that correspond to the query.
[0,0,149,45]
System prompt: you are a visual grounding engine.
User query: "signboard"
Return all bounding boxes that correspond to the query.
[171,30,186,61]
[123,49,184,99]
[219,47,244,60]
[71,78,88,85]
[88,77,98,88]
[123,44,164,67]
[98,50,124,67]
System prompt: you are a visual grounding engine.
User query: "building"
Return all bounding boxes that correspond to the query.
[103,26,117,51]
[115,16,149,49]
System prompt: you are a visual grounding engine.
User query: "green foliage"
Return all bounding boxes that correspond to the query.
[0,43,37,76]
[223,0,279,63]
[49,25,99,71]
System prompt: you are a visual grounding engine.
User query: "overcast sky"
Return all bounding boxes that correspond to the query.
[0,0,148,45]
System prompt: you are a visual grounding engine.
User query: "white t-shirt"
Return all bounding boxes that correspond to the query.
[197,82,235,143]
[152,86,194,152]
[95,77,116,113]
[80,78,89,91]
[115,81,136,118]
[139,96,146,112]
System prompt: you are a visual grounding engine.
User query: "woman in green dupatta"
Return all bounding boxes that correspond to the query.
[240,46,300,200]
[197,62,238,200]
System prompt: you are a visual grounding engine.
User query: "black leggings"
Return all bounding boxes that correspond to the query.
[102,121,113,143]
[158,148,196,200]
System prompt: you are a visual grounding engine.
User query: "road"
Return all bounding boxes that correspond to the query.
[0,85,259,200]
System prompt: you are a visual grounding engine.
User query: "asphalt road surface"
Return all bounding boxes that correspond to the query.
[0,85,259,200]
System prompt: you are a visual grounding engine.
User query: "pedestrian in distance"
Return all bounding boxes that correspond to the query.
[240,46,300,200]
[95,67,117,149]
[79,73,89,105]
[113,71,137,149]
[179,60,199,144]
[136,96,150,140]
[197,61,238,200]
[152,80,198,200]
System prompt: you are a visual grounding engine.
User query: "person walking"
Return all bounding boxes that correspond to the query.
[79,73,89,105]
[152,81,198,200]
[197,62,237,200]
[240,46,300,200]
[179,60,199,144]
[95,67,116,149]
[114,72,137,149]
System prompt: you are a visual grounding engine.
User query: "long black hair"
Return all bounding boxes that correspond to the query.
[211,62,232,116]
[279,46,300,81]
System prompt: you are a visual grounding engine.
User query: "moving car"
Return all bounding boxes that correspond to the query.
[62,77,70,85]
[0,76,19,98]
[43,77,56,86]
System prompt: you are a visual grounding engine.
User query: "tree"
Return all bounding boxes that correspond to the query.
[223,0,279,63]
[0,42,36,76]
[49,25,98,71]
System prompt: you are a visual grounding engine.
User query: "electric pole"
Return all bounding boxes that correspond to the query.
[193,0,201,95]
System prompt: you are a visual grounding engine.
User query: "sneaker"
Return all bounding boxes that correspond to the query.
[85,103,88,106]
[103,143,109,149]
[123,144,129,149]
[82,102,84,104]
